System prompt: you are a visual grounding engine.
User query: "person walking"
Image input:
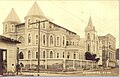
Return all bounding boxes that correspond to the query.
[20,62,24,75]
[11,64,15,75]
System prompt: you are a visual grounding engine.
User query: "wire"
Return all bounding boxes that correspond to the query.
[48,1,84,33]
[48,1,109,37]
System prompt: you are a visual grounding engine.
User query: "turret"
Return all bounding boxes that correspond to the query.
[85,16,97,54]
[24,2,46,29]
[3,8,21,39]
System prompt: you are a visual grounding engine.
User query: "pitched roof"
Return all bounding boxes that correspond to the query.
[4,8,21,23]
[26,2,45,17]
[85,16,95,31]
[0,35,20,43]
[49,21,77,35]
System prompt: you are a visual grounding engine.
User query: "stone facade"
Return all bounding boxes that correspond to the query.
[2,2,84,69]
[84,16,116,67]
[98,34,116,67]
[1,2,116,71]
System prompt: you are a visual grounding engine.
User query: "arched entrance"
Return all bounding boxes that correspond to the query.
[0,49,7,75]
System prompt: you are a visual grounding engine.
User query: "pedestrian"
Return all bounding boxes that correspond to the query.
[20,62,24,75]
[11,64,15,75]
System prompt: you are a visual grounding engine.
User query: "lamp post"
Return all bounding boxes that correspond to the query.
[30,20,48,76]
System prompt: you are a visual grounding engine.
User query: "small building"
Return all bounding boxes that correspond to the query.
[0,35,20,75]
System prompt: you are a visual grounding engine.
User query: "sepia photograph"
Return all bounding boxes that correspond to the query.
[0,0,119,77]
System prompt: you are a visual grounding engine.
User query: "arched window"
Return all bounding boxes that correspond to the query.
[11,24,14,32]
[93,34,95,40]
[43,35,45,45]
[50,35,53,45]
[49,24,52,28]
[66,41,69,46]
[43,22,45,29]
[74,53,76,59]
[43,51,45,58]
[109,42,111,48]
[73,42,75,45]
[50,51,53,58]
[87,33,90,39]
[56,37,60,46]
[63,36,65,46]
[18,36,24,44]
[36,35,38,44]
[96,41,98,51]
[57,53,59,58]
[19,52,24,59]
[67,52,70,59]
[109,52,111,58]
[102,41,105,44]
[63,52,64,58]
[28,50,31,59]
[28,19,30,27]
[28,34,31,44]
[36,52,38,59]
[79,53,80,59]
[88,44,90,51]
[5,24,7,32]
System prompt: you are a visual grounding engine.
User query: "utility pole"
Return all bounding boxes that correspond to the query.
[30,20,48,76]
[38,21,40,76]
[102,45,105,70]
[16,47,19,75]
[63,46,67,71]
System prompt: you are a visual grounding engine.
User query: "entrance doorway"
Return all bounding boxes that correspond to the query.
[0,49,7,75]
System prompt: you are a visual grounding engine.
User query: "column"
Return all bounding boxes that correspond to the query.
[82,61,84,69]
[96,62,98,69]
[45,51,47,69]
[73,60,75,70]
[80,60,82,69]
[63,59,66,70]
[92,61,93,69]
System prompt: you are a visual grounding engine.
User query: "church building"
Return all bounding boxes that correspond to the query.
[0,2,116,73]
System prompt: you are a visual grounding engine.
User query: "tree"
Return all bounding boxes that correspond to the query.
[85,52,100,62]
[91,54,96,61]
[95,58,100,62]
[85,52,92,60]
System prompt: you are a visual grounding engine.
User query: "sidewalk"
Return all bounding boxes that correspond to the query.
[1,68,117,76]
[15,69,102,76]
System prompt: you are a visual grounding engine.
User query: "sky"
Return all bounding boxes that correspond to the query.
[0,0,119,48]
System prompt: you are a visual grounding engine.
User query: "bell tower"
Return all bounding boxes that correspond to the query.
[24,2,48,46]
[3,8,21,39]
[85,16,96,54]
[24,2,46,29]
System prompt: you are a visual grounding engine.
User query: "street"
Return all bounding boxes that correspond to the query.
[10,68,119,76]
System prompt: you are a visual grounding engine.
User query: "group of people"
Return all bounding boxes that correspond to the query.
[2,61,24,75]
[12,62,24,75]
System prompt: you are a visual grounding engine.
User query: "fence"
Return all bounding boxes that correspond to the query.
[19,58,98,71]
